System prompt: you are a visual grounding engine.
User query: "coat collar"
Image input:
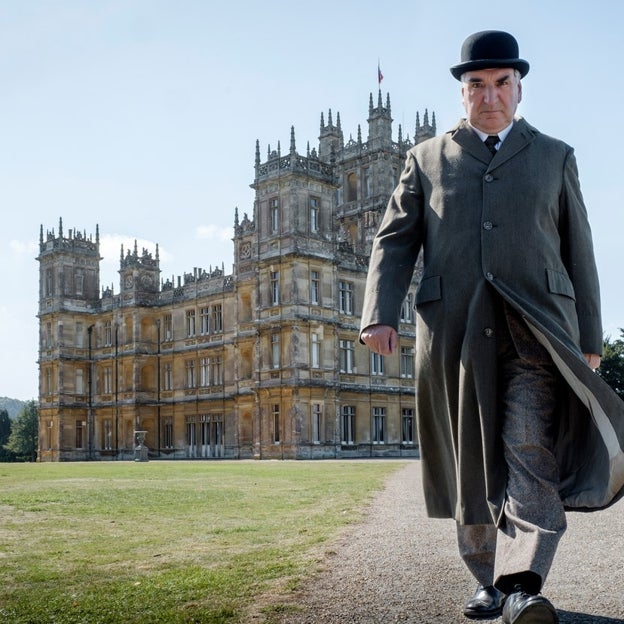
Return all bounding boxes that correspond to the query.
[449,117,537,169]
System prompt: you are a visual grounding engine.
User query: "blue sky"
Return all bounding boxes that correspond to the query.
[1,0,623,400]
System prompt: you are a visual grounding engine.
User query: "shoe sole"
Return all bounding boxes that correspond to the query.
[509,602,558,624]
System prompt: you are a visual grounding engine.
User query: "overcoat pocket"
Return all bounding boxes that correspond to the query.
[416,275,442,305]
[546,268,576,301]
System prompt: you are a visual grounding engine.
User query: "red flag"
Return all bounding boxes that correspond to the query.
[378,63,384,84]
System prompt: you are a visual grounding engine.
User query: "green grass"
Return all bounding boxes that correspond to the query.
[0,460,405,623]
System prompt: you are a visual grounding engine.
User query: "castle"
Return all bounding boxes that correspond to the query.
[36,91,435,461]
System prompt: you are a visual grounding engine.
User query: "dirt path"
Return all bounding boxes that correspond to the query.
[251,460,624,623]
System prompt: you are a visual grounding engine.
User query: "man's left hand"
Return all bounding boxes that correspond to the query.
[584,353,601,370]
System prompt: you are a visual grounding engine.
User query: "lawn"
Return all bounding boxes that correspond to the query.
[0,460,405,623]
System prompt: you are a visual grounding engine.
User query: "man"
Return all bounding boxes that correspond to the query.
[360,30,624,624]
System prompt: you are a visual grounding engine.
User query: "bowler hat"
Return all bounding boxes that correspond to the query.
[450,30,529,80]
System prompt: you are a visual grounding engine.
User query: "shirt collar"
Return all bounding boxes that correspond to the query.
[469,121,514,144]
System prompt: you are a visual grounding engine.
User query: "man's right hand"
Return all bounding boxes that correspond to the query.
[360,324,398,355]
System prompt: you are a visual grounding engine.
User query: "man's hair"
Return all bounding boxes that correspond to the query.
[460,68,522,83]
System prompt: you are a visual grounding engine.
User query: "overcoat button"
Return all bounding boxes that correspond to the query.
[484,174,494,182]
[483,328,494,338]
[483,221,493,230]
[486,272,494,280]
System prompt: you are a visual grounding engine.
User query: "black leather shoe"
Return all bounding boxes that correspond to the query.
[463,585,505,619]
[502,587,558,624]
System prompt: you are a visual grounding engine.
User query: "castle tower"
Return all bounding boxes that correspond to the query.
[38,218,101,309]
[367,90,393,150]
[318,109,343,163]
[119,240,161,305]
[37,219,102,461]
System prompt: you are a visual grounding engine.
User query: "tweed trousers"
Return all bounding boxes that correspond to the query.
[457,299,567,596]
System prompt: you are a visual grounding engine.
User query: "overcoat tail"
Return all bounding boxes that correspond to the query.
[360,118,624,525]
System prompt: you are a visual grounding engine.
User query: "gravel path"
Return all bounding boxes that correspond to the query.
[253,460,624,624]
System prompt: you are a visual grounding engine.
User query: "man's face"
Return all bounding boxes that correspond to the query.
[461,67,522,134]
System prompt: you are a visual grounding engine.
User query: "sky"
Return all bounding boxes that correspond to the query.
[1,0,623,400]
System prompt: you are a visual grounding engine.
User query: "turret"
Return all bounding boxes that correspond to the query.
[319,108,343,163]
[37,219,102,311]
[367,90,393,150]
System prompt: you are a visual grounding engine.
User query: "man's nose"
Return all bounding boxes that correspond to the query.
[483,85,498,104]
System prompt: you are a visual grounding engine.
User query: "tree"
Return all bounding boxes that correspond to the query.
[597,330,624,400]
[4,400,38,462]
[0,409,13,461]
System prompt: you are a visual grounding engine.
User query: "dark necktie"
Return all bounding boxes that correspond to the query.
[484,135,499,156]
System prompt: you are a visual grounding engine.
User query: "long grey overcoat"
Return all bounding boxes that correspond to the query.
[360,117,624,525]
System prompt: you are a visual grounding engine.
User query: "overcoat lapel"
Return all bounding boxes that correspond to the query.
[450,118,537,170]
[450,122,490,164]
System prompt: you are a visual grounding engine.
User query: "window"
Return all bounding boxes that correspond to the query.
[185,359,196,388]
[270,198,280,233]
[45,368,53,395]
[310,270,320,305]
[75,322,84,348]
[75,271,84,296]
[199,414,224,458]
[163,362,173,391]
[342,406,355,445]
[400,346,415,378]
[212,355,223,385]
[347,172,357,202]
[311,332,321,369]
[212,304,223,333]
[45,420,53,451]
[312,403,322,443]
[272,404,280,443]
[75,420,84,449]
[400,293,415,323]
[339,339,355,373]
[338,281,354,315]
[373,407,385,444]
[186,310,196,337]
[402,408,415,445]
[364,168,372,198]
[104,320,112,346]
[103,419,113,450]
[200,357,210,387]
[75,368,84,395]
[103,366,112,394]
[164,416,174,449]
[200,306,210,335]
[186,416,197,457]
[371,352,384,376]
[43,322,53,348]
[163,314,173,341]
[310,197,319,233]
[270,271,280,306]
[271,333,280,369]
[45,268,53,297]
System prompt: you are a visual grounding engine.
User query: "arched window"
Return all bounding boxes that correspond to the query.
[347,172,357,202]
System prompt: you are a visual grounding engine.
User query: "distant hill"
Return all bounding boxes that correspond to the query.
[0,397,29,420]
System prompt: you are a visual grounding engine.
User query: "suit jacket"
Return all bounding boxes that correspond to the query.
[360,117,624,524]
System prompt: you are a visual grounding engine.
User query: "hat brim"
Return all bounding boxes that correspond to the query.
[450,59,529,80]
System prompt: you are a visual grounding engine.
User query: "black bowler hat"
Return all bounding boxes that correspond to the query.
[450,30,529,80]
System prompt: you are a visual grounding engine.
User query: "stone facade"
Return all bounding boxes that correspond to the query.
[36,91,435,461]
